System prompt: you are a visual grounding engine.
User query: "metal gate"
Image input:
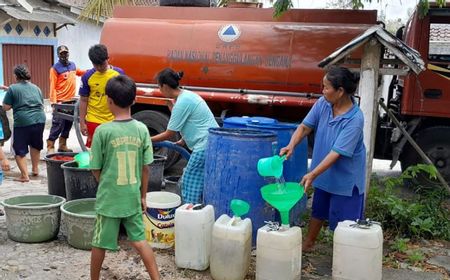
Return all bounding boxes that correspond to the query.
[2,44,53,99]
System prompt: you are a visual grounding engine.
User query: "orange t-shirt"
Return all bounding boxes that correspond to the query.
[49,61,85,104]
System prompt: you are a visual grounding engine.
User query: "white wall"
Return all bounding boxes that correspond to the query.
[56,20,102,70]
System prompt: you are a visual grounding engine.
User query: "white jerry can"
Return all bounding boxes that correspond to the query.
[210,214,252,280]
[332,219,383,280]
[256,223,302,280]
[174,204,215,271]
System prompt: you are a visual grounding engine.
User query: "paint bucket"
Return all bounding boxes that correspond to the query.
[143,191,181,249]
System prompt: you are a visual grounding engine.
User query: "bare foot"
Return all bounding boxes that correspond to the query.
[1,159,10,171]
[31,168,39,176]
[303,240,315,253]
[14,177,30,183]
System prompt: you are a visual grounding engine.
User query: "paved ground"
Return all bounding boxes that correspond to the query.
[0,109,449,279]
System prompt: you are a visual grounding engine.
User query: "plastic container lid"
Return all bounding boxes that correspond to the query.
[223,116,278,127]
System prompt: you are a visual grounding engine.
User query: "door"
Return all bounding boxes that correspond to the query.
[2,44,53,99]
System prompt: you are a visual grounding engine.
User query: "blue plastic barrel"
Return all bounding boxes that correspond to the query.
[223,116,278,129]
[247,122,308,226]
[204,128,278,245]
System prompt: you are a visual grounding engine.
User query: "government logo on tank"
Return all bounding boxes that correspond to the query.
[218,24,241,43]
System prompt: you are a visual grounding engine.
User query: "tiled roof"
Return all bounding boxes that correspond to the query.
[430,24,450,42]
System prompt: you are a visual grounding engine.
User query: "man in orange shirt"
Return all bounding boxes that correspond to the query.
[47,45,85,153]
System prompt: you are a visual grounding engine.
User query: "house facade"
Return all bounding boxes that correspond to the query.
[0,0,101,99]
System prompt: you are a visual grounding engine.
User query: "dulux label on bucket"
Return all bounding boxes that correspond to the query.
[143,206,176,249]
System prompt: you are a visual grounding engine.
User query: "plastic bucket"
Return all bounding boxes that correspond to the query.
[148,155,167,192]
[60,198,96,250]
[204,128,278,245]
[144,191,181,249]
[44,152,77,198]
[61,161,98,201]
[223,116,278,129]
[1,195,65,243]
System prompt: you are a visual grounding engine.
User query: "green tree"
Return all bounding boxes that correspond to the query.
[80,0,155,22]
[81,0,445,21]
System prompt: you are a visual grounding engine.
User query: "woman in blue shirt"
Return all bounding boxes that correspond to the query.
[151,68,218,204]
[280,66,365,251]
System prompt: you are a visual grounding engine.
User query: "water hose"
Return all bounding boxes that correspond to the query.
[154,141,191,160]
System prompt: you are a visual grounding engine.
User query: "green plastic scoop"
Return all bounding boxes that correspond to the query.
[257,155,286,178]
[230,199,250,218]
[261,182,304,226]
[74,151,90,168]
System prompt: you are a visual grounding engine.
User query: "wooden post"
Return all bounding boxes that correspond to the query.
[358,38,381,198]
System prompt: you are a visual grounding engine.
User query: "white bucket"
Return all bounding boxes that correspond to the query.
[144,191,181,249]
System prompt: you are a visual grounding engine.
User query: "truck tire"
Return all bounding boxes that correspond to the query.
[132,110,181,170]
[400,126,450,186]
[159,0,210,7]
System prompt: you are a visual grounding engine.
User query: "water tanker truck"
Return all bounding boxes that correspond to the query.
[100,4,450,182]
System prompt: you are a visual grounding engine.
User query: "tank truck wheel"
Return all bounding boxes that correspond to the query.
[159,0,211,7]
[400,126,450,188]
[132,110,181,170]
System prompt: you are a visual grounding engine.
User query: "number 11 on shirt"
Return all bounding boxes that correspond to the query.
[116,151,137,185]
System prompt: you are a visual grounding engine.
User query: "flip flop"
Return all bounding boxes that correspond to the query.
[31,172,39,177]
[13,177,30,183]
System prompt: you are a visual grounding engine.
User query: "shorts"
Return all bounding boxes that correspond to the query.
[12,123,45,156]
[311,186,364,231]
[86,121,101,148]
[91,212,146,251]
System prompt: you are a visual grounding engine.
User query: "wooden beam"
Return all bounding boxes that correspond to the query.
[344,58,407,66]
[348,68,410,76]
[359,38,382,203]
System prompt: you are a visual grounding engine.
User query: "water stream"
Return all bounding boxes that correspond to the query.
[275,176,286,193]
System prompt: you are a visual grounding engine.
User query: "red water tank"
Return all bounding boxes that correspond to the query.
[101,7,377,94]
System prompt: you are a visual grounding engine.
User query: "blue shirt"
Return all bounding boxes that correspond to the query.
[167,90,218,152]
[303,97,366,196]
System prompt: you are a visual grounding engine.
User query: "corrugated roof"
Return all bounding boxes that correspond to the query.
[318,25,425,75]
[0,5,76,24]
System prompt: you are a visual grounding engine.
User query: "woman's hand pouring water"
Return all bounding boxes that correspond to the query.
[279,145,294,160]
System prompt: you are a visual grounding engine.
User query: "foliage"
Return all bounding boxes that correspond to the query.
[390,238,409,253]
[81,0,444,22]
[418,0,447,18]
[366,164,450,241]
[389,238,425,266]
[407,250,425,265]
[80,0,155,23]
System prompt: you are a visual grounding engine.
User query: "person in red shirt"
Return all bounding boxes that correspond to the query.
[47,45,85,153]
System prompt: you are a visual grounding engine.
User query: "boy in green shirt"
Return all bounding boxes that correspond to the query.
[89,75,160,280]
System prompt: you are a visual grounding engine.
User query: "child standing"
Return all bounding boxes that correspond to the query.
[89,75,160,280]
